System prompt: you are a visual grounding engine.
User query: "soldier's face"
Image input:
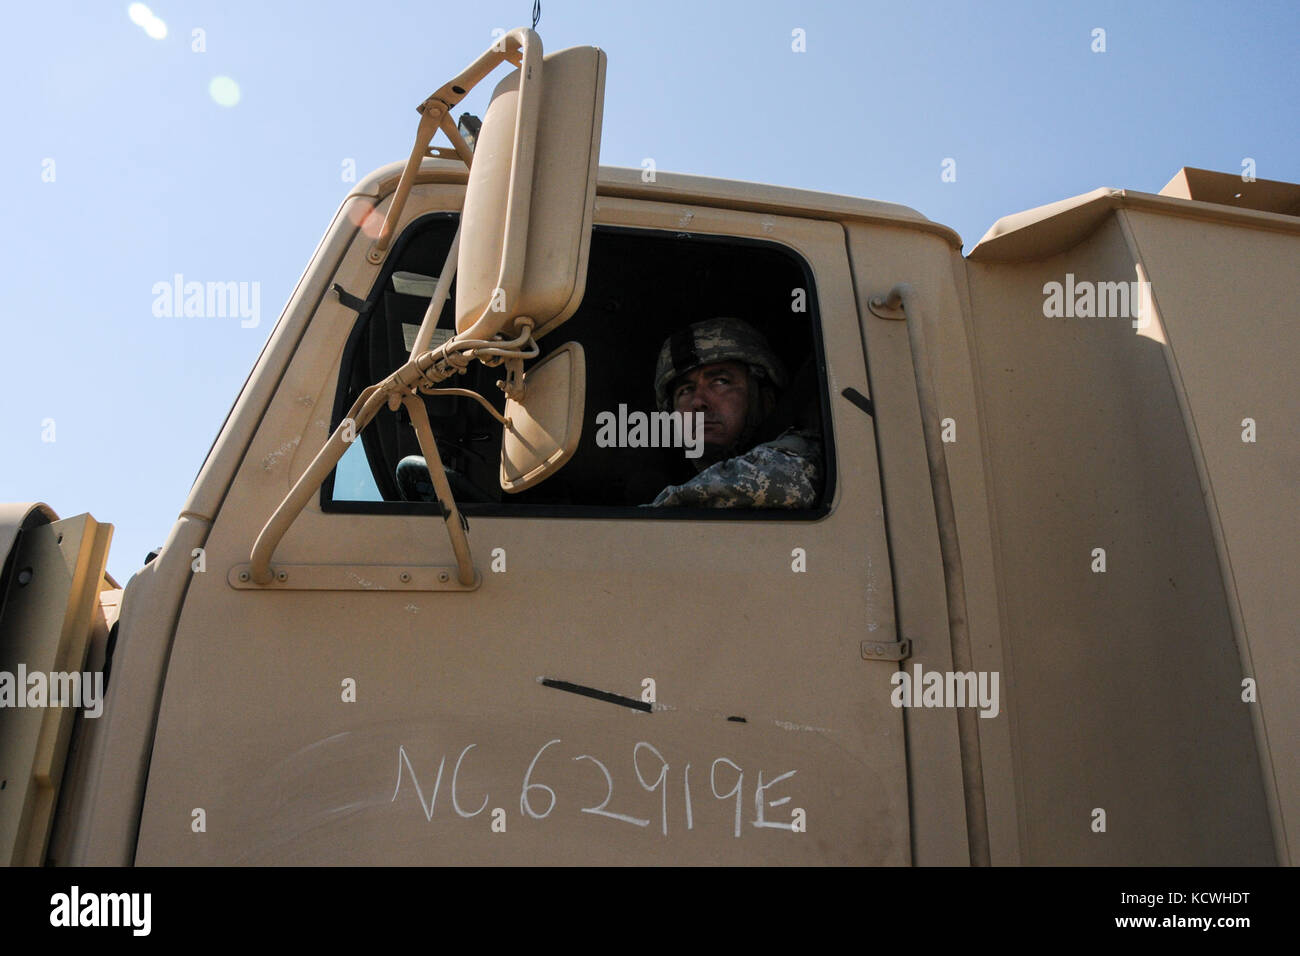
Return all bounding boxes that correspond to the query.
[671,361,751,454]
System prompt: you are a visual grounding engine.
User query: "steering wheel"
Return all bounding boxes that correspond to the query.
[395,455,493,504]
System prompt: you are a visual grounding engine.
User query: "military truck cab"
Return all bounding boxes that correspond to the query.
[4,28,1298,867]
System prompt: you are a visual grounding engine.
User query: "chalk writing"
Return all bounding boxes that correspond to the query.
[711,757,744,838]
[452,744,488,818]
[634,742,670,836]
[520,738,561,820]
[392,738,801,839]
[574,754,649,827]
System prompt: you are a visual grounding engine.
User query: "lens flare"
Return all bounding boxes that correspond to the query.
[209,76,242,107]
[128,4,167,39]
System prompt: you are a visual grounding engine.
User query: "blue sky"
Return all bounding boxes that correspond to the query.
[2,0,1297,582]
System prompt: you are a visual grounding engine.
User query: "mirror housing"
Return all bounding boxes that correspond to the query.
[457,45,606,342]
[500,342,586,492]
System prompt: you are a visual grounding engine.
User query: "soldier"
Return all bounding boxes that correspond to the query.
[647,317,822,508]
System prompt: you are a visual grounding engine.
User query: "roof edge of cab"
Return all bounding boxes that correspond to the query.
[969,168,1300,263]
[347,158,964,248]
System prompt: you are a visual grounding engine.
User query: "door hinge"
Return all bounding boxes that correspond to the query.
[861,638,912,662]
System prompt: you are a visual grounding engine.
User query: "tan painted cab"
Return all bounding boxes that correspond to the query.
[3,30,1296,866]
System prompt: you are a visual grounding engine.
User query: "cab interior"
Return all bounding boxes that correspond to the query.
[326,213,832,515]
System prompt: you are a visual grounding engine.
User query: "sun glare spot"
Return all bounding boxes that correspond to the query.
[209,76,242,108]
[361,210,385,238]
[128,4,167,39]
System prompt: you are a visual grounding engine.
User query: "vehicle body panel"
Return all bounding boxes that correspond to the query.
[17,161,1292,866]
[132,183,913,864]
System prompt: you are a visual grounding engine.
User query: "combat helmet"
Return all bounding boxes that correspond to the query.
[654,318,787,410]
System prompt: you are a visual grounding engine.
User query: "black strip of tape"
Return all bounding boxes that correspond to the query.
[540,678,652,713]
[841,386,874,417]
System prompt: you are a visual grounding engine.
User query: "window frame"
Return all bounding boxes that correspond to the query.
[321,215,838,522]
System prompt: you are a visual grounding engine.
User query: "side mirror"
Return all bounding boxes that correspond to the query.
[457,45,606,342]
[500,342,586,492]
[248,31,603,589]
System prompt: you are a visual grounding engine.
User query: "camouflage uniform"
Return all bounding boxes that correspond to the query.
[647,317,822,509]
[649,428,822,508]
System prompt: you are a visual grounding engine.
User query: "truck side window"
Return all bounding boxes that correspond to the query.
[324,215,834,518]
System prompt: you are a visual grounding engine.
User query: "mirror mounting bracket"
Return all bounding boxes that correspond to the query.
[497,357,526,402]
[367,27,542,265]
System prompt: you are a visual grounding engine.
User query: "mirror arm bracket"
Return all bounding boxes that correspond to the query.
[420,386,511,427]
[247,373,480,589]
[248,384,389,585]
[498,357,526,402]
[367,27,541,264]
[437,111,475,167]
[399,393,477,587]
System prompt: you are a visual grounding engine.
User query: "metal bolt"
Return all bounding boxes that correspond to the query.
[438,571,450,583]
[238,571,249,582]
[276,570,288,582]
[17,567,33,586]
[399,571,411,583]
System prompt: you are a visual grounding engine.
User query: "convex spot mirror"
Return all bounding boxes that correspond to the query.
[500,342,585,492]
[457,45,606,343]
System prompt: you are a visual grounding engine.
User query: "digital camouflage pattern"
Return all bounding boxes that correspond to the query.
[653,317,787,410]
[649,428,822,508]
